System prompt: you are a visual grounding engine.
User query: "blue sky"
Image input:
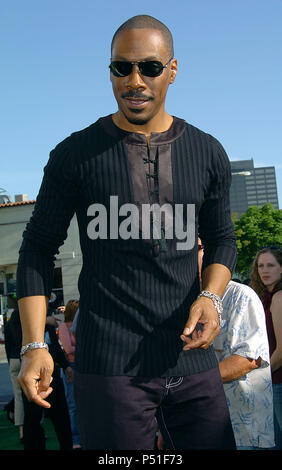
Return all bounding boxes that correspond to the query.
[1,0,281,206]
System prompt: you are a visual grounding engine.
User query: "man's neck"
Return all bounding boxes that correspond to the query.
[112,111,173,139]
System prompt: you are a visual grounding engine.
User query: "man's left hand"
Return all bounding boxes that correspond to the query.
[180,296,220,350]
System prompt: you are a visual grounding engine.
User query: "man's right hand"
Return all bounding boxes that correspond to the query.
[18,348,54,408]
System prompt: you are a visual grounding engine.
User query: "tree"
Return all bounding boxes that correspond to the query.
[233,204,282,278]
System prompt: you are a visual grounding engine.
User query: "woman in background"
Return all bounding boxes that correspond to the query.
[251,247,282,449]
[58,299,81,449]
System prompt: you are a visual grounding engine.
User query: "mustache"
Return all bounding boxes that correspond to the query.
[121,91,154,101]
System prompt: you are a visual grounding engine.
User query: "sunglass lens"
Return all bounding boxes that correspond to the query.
[140,61,163,77]
[110,62,133,77]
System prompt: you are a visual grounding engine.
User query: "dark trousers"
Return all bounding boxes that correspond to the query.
[22,366,73,450]
[74,366,236,450]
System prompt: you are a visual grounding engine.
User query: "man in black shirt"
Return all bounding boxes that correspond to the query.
[17,15,237,449]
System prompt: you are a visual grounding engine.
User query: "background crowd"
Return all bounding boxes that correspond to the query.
[3,245,282,450]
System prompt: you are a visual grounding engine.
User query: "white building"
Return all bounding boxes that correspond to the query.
[0,196,82,317]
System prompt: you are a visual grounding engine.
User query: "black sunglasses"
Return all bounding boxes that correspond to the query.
[109,57,173,78]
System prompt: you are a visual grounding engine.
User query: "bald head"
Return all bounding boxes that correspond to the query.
[111,15,174,58]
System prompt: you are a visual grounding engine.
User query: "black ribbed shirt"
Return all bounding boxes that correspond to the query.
[17,115,237,377]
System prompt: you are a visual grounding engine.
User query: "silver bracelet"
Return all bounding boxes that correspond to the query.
[20,342,49,358]
[197,290,223,326]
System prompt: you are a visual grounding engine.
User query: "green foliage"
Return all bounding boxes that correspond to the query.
[233,204,282,277]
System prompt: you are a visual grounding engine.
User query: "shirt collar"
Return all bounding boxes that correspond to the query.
[99,114,186,146]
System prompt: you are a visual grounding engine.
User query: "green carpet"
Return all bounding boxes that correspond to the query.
[0,409,60,450]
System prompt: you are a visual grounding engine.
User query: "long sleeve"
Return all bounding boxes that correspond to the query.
[198,138,237,274]
[16,136,78,300]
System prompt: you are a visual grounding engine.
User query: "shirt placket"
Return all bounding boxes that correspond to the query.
[143,145,167,257]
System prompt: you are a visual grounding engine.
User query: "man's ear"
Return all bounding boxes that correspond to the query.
[169,58,177,84]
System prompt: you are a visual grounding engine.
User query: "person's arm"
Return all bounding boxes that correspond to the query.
[58,323,75,355]
[16,136,78,407]
[17,296,54,408]
[181,138,237,349]
[270,291,282,373]
[219,354,261,382]
[215,283,269,382]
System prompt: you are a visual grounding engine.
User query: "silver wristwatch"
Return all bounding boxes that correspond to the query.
[20,342,49,358]
[197,290,223,326]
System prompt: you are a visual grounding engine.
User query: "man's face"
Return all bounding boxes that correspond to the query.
[110,28,177,127]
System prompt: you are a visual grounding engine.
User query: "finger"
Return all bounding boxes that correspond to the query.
[30,388,53,408]
[32,378,53,407]
[19,376,52,408]
[181,330,203,350]
[18,366,54,408]
[183,323,219,350]
[182,333,207,350]
[17,372,33,401]
[182,336,208,350]
[180,329,201,344]
[38,371,53,395]
[181,304,201,336]
[39,387,53,401]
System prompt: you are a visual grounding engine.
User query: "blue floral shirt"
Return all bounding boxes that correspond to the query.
[213,281,275,448]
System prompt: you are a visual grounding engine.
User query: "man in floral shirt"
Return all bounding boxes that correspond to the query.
[213,279,275,449]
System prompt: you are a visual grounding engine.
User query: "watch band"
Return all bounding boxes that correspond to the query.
[197,290,223,326]
[20,342,49,358]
